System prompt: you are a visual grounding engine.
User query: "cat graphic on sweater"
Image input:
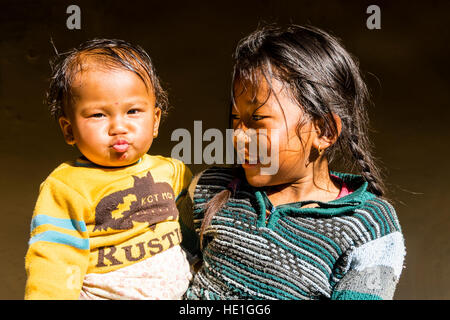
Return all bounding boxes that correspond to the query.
[93,171,178,231]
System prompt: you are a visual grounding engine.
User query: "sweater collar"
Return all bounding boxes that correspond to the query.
[74,156,142,169]
[252,171,375,217]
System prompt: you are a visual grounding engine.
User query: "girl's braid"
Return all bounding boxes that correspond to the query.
[347,125,385,197]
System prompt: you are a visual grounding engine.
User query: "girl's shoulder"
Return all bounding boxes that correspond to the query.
[330,171,403,237]
[190,166,236,201]
[197,166,236,186]
[351,196,403,239]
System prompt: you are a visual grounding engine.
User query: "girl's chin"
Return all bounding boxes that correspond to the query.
[241,162,260,170]
[243,169,275,188]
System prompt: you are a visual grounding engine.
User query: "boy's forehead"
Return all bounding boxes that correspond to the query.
[70,66,152,99]
[69,54,152,90]
[66,64,156,112]
[70,60,110,85]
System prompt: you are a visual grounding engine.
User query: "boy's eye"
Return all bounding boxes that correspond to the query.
[127,109,139,115]
[91,113,105,118]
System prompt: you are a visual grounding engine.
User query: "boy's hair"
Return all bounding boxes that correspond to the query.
[46,38,169,119]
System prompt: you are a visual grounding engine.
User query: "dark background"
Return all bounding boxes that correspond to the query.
[0,0,448,300]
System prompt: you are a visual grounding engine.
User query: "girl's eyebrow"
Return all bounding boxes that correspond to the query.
[252,94,272,113]
[246,97,260,105]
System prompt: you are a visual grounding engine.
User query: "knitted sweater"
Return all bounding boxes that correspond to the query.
[179,167,406,300]
[25,154,192,300]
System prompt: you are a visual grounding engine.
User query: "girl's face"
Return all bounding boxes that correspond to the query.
[232,76,318,187]
[59,66,161,167]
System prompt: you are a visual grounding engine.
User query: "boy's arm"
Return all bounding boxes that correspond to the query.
[331,231,406,300]
[25,177,90,300]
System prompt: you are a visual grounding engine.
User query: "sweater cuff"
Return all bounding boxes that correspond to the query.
[332,290,382,300]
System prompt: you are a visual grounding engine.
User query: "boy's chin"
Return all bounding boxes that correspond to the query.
[85,154,142,168]
[108,155,142,167]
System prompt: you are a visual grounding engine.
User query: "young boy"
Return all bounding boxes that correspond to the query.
[25,39,192,299]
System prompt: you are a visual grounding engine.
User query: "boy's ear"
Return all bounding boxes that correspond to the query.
[58,116,76,145]
[153,107,162,138]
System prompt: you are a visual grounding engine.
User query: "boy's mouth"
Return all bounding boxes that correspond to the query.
[112,139,129,152]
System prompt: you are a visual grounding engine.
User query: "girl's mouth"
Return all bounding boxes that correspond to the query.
[112,140,129,152]
[242,158,260,169]
[242,163,259,169]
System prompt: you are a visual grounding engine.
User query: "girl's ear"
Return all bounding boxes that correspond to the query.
[153,107,162,138]
[311,113,342,152]
[58,116,76,145]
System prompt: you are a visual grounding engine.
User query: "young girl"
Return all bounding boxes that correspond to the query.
[179,25,406,300]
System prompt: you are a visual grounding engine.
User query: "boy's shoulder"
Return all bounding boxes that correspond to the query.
[143,154,192,195]
[143,154,191,181]
[42,155,190,187]
[42,160,83,184]
[144,154,186,171]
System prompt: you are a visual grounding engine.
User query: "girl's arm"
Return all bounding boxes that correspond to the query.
[331,231,406,300]
[177,171,202,261]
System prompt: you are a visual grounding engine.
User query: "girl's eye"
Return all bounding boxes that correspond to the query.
[91,113,105,118]
[251,115,267,121]
[231,114,240,120]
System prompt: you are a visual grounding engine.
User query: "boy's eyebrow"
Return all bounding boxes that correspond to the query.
[77,100,151,113]
[122,99,150,106]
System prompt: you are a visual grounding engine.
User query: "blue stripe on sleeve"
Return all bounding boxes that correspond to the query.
[28,230,89,250]
[31,214,87,233]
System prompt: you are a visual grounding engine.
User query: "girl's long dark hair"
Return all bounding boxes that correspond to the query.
[200,24,386,247]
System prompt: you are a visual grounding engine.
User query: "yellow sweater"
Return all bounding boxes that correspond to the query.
[25,154,192,300]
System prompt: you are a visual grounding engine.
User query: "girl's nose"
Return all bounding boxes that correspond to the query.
[109,116,128,136]
[233,119,247,132]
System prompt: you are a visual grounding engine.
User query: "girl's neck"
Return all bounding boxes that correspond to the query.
[264,159,341,207]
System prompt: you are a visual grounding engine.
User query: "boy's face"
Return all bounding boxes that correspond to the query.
[59,65,161,167]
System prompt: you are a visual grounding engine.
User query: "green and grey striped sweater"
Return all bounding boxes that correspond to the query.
[179,167,406,300]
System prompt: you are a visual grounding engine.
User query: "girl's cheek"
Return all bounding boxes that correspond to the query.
[256,130,273,164]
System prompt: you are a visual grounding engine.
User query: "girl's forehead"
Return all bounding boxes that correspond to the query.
[233,76,289,110]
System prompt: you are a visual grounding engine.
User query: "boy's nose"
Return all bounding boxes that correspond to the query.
[109,117,128,135]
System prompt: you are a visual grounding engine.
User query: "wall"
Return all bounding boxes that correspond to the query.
[0,0,448,299]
